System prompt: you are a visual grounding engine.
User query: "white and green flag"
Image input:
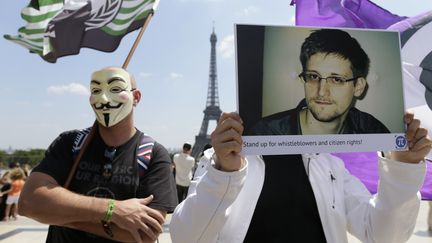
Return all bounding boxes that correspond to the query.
[4,0,160,63]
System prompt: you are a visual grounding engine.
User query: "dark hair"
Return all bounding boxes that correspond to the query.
[200,144,213,157]
[9,162,20,169]
[9,168,25,180]
[182,143,192,151]
[300,29,370,78]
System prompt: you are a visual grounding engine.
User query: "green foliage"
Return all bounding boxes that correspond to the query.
[0,150,7,161]
[0,149,46,168]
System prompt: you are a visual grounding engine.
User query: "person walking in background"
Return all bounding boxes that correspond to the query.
[0,171,11,221]
[18,67,177,243]
[173,143,195,203]
[0,168,25,221]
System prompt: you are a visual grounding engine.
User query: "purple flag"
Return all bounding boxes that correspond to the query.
[332,152,379,194]
[334,11,432,200]
[292,0,406,28]
[293,2,432,200]
[333,152,432,200]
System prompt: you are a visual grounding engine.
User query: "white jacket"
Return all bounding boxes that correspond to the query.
[170,149,426,243]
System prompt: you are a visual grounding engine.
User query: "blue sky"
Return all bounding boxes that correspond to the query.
[0,0,430,151]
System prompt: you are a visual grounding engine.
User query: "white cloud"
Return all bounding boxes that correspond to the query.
[47,83,89,96]
[170,72,184,79]
[218,34,234,59]
[242,6,260,16]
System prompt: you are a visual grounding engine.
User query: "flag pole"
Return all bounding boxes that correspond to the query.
[64,121,97,188]
[122,12,155,69]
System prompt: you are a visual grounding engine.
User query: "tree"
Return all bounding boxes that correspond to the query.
[0,149,46,168]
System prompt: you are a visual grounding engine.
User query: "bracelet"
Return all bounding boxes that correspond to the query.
[101,199,115,238]
[103,199,115,222]
[101,220,114,238]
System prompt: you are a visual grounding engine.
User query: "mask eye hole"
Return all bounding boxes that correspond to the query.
[91,89,101,95]
[110,86,124,93]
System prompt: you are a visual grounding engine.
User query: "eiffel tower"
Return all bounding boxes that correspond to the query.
[192,27,222,158]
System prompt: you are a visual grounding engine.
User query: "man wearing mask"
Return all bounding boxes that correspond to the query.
[19,67,177,243]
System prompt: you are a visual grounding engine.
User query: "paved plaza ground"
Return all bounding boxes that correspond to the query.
[1,201,431,242]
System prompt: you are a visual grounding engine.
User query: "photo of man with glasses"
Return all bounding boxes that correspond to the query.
[249,28,390,136]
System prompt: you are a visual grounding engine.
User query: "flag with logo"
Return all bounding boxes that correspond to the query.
[4,0,160,63]
[292,0,432,199]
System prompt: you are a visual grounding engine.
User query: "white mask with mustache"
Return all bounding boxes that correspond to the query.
[89,68,134,127]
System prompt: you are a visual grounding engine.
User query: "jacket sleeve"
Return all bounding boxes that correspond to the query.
[170,149,248,243]
[346,154,426,243]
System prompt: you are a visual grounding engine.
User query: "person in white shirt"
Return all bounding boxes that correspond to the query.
[170,112,431,243]
[173,143,196,203]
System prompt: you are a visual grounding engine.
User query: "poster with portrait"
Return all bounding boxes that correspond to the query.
[236,24,407,155]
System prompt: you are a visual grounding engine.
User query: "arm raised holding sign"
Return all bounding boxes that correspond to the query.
[171,111,430,243]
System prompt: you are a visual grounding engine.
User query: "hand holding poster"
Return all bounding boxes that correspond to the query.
[237,25,406,155]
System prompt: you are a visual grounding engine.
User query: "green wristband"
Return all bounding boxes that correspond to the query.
[103,199,115,222]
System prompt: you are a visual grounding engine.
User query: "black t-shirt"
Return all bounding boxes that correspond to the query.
[33,128,177,243]
[243,155,327,243]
